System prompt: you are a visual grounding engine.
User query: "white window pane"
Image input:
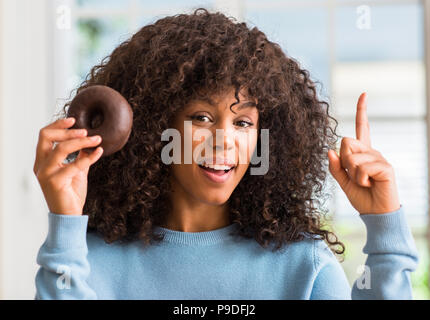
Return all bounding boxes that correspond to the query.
[75,17,130,81]
[244,8,330,95]
[335,4,423,61]
[332,61,426,118]
[332,120,428,226]
[247,0,327,5]
[137,0,214,10]
[134,1,214,28]
[76,0,132,8]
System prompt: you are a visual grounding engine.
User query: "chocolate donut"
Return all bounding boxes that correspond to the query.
[67,85,133,157]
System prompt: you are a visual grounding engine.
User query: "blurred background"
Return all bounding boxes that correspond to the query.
[0,0,429,299]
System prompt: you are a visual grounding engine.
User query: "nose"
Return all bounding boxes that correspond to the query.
[209,124,235,153]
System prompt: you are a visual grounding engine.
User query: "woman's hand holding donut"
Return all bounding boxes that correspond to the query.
[327,93,401,215]
[33,117,103,216]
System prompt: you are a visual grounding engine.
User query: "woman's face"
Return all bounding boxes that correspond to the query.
[170,87,259,206]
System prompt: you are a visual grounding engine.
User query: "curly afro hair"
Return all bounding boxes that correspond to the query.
[57,7,344,255]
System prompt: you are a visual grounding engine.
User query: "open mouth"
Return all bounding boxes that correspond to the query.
[197,163,236,183]
[198,164,234,174]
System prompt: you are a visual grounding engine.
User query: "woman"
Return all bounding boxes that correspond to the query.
[33,8,418,299]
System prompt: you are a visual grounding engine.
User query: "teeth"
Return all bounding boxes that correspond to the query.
[200,163,232,170]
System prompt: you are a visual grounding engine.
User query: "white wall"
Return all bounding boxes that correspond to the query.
[0,0,53,299]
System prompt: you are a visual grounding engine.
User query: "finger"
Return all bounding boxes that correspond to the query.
[55,147,103,181]
[328,149,350,192]
[43,136,102,176]
[355,92,371,148]
[41,127,87,154]
[340,151,382,181]
[75,148,97,173]
[339,136,372,164]
[35,118,84,171]
[356,160,394,185]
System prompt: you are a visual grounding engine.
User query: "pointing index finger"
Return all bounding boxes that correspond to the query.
[355,92,371,148]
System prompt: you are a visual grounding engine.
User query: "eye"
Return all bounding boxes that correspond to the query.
[190,115,212,123]
[235,120,253,128]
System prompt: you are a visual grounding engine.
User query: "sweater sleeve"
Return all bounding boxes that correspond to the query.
[310,205,419,300]
[34,212,97,300]
[351,205,419,299]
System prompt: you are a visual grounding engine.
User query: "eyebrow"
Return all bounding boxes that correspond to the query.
[195,97,257,111]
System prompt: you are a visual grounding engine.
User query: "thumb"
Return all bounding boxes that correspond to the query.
[328,149,349,190]
[76,149,90,175]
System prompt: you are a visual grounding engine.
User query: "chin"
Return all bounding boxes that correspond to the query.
[197,191,232,206]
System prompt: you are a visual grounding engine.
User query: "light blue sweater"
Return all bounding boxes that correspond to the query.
[35,205,419,299]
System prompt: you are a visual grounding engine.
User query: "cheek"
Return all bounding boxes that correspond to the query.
[171,163,184,178]
[171,163,196,193]
[236,130,258,165]
[232,131,258,182]
[234,163,249,180]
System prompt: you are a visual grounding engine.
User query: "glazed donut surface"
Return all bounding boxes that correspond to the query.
[67,85,133,157]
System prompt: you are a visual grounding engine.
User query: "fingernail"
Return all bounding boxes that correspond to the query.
[90,135,101,141]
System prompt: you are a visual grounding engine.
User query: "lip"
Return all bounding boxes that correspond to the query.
[198,165,234,183]
[197,157,236,168]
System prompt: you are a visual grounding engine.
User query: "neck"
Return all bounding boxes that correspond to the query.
[161,177,231,232]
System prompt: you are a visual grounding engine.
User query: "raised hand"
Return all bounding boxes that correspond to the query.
[33,117,103,216]
[328,93,400,215]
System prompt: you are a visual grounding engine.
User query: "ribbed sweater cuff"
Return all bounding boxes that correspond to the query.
[46,212,89,249]
[359,205,418,256]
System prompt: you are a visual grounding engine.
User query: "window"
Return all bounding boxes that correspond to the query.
[244,0,429,299]
[58,0,429,298]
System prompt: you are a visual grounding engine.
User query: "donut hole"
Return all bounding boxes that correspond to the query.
[87,106,104,130]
